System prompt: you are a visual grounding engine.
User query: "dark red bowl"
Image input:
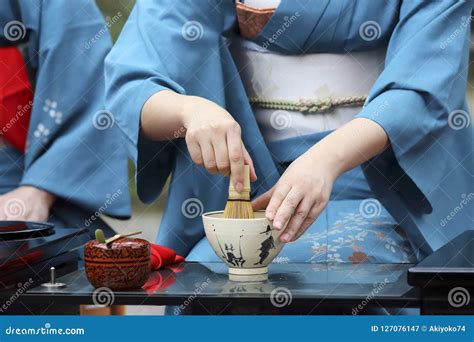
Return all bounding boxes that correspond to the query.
[84,238,150,290]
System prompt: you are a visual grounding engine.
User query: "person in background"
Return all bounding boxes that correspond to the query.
[0,0,131,236]
[105,0,472,273]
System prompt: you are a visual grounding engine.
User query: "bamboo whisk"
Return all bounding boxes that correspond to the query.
[223,165,255,219]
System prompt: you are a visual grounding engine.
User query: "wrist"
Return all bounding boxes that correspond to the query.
[306,144,346,182]
[24,186,56,208]
[177,94,198,129]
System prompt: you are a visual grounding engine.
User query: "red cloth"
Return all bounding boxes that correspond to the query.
[150,244,185,270]
[143,244,184,293]
[0,46,33,153]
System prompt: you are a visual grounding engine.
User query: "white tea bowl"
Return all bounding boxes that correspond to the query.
[202,211,284,281]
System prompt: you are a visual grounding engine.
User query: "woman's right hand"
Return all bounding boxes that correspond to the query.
[140,90,256,192]
[179,95,256,191]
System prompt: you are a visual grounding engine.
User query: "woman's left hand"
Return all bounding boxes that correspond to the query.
[0,186,55,221]
[252,148,338,243]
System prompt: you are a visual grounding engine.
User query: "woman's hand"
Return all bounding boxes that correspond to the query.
[252,118,389,243]
[141,90,256,191]
[0,186,55,221]
[252,148,337,243]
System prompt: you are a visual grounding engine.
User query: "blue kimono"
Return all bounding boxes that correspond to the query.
[0,0,131,232]
[105,0,473,262]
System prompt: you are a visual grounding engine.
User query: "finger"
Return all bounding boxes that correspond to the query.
[185,133,204,166]
[243,146,257,181]
[252,187,274,211]
[292,202,326,242]
[279,197,313,243]
[212,133,230,176]
[272,186,303,230]
[200,140,218,175]
[265,182,291,223]
[226,126,244,192]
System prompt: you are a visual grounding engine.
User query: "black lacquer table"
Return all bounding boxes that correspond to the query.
[6,231,473,315]
[20,261,418,314]
[408,230,474,315]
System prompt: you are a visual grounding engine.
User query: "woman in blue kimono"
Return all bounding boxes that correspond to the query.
[105,0,472,266]
[0,0,131,235]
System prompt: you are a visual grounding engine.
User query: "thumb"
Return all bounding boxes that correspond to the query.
[252,187,274,211]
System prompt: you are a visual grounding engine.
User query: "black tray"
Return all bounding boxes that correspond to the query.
[0,221,55,241]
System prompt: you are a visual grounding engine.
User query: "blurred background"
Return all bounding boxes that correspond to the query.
[94,1,473,314]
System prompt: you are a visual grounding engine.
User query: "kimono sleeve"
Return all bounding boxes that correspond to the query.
[355,0,472,215]
[9,0,131,217]
[105,0,236,202]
